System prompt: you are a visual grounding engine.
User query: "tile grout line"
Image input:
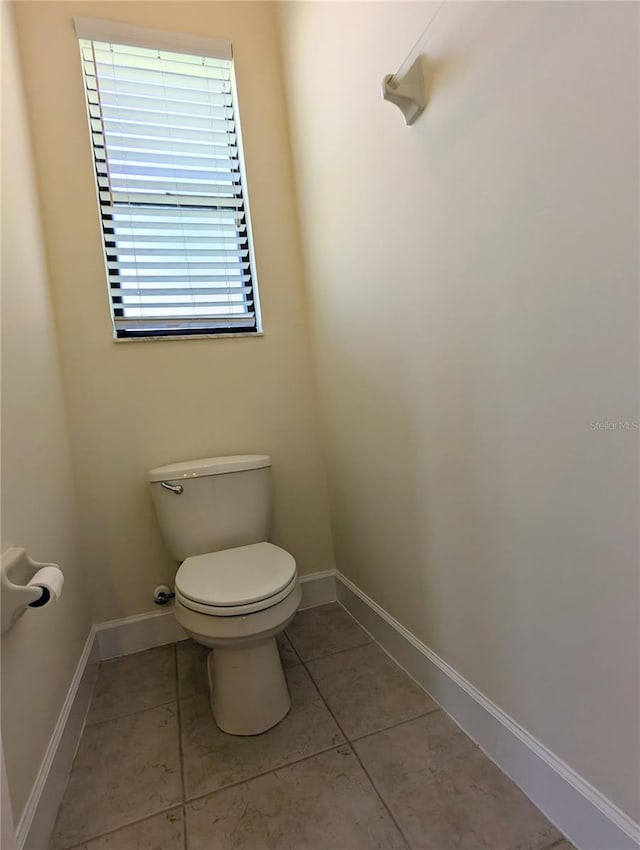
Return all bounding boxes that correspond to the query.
[281,629,304,665]
[350,706,442,744]
[345,744,415,850]
[84,697,178,730]
[288,637,374,664]
[298,653,414,850]
[183,743,345,807]
[174,643,189,850]
[59,806,184,850]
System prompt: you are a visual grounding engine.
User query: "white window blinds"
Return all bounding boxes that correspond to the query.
[76,21,260,339]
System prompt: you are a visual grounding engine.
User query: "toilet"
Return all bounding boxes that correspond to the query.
[148,455,301,736]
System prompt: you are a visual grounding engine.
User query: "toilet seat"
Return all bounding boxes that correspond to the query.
[176,542,297,617]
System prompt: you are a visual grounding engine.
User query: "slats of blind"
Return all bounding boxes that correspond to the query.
[110,286,252,296]
[113,316,255,333]
[79,36,258,337]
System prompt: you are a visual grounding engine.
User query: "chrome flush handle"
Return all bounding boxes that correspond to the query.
[161,481,184,495]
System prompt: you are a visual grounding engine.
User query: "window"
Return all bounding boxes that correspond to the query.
[75,19,261,339]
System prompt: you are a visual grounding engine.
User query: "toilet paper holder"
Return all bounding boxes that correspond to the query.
[1,547,64,635]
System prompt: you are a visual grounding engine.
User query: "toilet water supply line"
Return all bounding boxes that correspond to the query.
[382,0,447,125]
[154,584,175,605]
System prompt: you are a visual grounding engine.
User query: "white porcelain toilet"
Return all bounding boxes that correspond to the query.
[148,455,301,736]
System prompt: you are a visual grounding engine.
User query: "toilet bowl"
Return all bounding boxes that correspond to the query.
[174,542,300,734]
[148,455,300,736]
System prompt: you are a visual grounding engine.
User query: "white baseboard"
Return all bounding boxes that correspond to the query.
[2,737,17,850]
[298,570,336,609]
[336,572,639,850]
[95,607,187,660]
[94,570,337,661]
[16,628,99,850]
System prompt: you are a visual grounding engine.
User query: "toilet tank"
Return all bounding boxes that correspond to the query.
[148,455,271,562]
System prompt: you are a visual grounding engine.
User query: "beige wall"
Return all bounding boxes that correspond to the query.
[279,1,639,820]
[11,0,335,622]
[1,4,91,822]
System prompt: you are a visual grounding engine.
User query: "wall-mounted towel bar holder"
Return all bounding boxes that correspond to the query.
[1,548,65,635]
[381,0,446,126]
[382,57,426,126]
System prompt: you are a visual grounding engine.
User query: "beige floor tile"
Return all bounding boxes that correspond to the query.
[285,602,371,661]
[177,640,209,699]
[308,642,438,739]
[180,664,344,800]
[50,704,182,849]
[86,645,176,725]
[355,712,561,850]
[63,808,184,850]
[186,745,408,849]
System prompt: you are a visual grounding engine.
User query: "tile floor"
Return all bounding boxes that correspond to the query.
[50,603,576,850]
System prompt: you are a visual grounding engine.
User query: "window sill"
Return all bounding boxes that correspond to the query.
[112,331,264,343]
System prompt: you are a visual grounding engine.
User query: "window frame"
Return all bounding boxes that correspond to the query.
[74,18,263,342]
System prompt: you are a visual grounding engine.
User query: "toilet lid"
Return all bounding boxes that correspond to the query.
[175,542,297,608]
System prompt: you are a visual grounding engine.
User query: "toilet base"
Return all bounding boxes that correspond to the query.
[174,582,301,736]
[207,637,291,735]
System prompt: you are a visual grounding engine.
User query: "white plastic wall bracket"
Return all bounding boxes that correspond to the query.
[1,548,52,635]
[381,57,426,126]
